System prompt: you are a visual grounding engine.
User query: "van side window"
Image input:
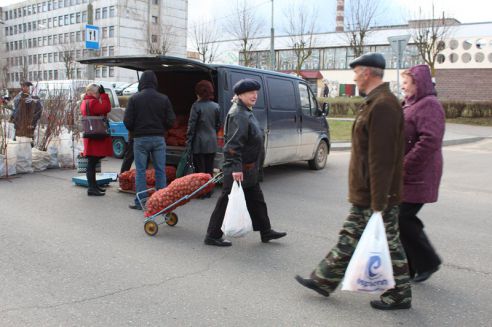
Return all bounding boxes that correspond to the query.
[299,84,311,115]
[266,77,296,111]
[230,72,264,109]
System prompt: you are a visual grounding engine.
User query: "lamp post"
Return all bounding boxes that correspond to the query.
[270,0,275,70]
[388,35,410,97]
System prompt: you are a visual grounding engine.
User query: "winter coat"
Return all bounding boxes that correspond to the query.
[222,99,264,188]
[81,93,113,157]
[123,70,176,138]
[402,65,445,204]
[186,100,221,154]
[13,92,43,138]
[349,83,405,211]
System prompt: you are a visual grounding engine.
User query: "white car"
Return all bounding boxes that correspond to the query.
[122,82,139,96]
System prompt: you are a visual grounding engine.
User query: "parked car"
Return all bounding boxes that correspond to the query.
[121,82,139,96]
[113,82,131,95]
[80,56,330,170]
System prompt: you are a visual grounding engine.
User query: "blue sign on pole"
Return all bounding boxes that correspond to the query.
[85,24,100,50]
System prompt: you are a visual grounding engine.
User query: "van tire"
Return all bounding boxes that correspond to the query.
[308,141,328,170]
[112,137,126,159]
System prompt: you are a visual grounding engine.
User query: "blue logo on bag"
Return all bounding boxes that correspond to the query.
[367,255,381,279]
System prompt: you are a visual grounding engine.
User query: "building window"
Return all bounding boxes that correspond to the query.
[82,11,87,22]
[54,70,59,79]
[151,34,158,43]
[475,52,485,63]
[153,0,159,4]
[152,16,158,24]
[102,7,108,19]
[109,26,114,37]
[109,46,114,56]
[76,31,81,41]
[102,46,108,56]
[102,27,108,38]
[461,53,471,63]
[95,68,101,78]
[54,52,58,62]
[76,12,81,23]
[102,66,108,77]
[70,13,75,24]
[96,8,101,20]
[53,17,58,27]
[109,67,115,77]
[48,53,52,63]
[64,14,69,25]
[109,6,115,17]
[59,15,63,26]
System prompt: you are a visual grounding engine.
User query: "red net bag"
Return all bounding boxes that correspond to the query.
[144,173,215,217]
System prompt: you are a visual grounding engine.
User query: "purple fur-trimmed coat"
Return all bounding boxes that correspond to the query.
[402,65,445,204]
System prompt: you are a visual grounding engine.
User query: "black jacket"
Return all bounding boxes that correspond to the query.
[223,99,264,187]
[186,100,221,154]
[124,70,176,138]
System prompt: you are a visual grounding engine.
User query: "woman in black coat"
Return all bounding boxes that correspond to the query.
[204,79,287,247]
[186,80,221,197]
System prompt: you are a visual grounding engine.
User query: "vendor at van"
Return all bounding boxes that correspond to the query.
[204,79,287,247]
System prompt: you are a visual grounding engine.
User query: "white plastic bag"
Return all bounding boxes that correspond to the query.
[15,136,33,173]
[221,181,253,238]
[341,212,395,293]
[31,148,50,171]
[47,140,59,169]
[1,140,18,176]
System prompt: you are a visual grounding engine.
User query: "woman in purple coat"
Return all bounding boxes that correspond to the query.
[399,64,445,282]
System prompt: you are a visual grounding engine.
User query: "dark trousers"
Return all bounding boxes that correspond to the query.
[86,156,103,190]
[120,139,134,173]
[398,202,442,277]
[207,180,271,239]
[193,153,215,176]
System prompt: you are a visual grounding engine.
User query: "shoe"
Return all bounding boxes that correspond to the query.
[370,300,411,310]
[294,275,330,297]
[261,229,287,243]
[129,204,142,210]
[413,266,439,283]
[96,185,106,192]
[87,188,105,196]
[204,236,232,247]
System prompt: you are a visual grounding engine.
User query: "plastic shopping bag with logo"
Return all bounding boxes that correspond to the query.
[341,212,395,293]
[221,181,253,238]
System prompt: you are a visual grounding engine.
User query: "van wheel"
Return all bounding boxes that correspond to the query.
[308,141,328,170]
[112,137,126,159]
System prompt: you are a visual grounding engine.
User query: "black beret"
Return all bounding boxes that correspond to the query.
[21,81,33,87]
[349,52,386,69]
[233,79,261,95]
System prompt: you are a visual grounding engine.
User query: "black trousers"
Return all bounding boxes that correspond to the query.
[120,139,134,173]
[207,178,271,239]
[86,156,103,189]
[398,202,442,277]
[193,153,215,176]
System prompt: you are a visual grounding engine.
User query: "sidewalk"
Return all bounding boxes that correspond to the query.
[330,121,492,151]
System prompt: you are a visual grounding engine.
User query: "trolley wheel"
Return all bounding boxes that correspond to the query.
[165,212,178,226]
[144,220,158,236]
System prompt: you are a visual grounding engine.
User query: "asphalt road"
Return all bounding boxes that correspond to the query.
[1,139,491,326]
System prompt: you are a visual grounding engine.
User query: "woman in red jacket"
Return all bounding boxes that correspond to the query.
[81,83,113,196]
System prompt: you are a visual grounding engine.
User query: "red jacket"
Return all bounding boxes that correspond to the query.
[81,93,113,157]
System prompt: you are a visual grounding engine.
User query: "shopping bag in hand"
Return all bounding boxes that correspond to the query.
[341,211,395,293]
[221,181,253,238]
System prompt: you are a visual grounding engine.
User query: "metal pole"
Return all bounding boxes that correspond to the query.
[270,0,275,70]
[396,40,401,97]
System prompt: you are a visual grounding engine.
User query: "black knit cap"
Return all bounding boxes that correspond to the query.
[233,79,261,95]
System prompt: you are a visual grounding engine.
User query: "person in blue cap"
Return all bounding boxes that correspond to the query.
[204,78,287,247]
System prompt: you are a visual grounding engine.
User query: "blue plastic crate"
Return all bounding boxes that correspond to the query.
[72,175,114,187]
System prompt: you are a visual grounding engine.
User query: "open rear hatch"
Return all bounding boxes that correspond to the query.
[79,56,219,166]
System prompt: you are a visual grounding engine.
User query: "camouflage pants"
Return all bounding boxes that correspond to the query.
[311,205,412,304]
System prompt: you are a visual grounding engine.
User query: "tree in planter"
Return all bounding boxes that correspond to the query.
[58,44,77,79]
[409,5,455,77]
[284,2,318,76]
[34,90,69,151]
[190,20,220,63]
[226,0,264,67]
[344,0,382,58]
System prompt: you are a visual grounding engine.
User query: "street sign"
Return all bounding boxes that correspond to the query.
[388,35,411,58]
[85,24,100,50]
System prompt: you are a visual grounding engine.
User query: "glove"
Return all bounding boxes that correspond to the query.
[98,85,105,94]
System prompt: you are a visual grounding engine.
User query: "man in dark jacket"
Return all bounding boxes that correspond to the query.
[295,53,412,310]
[12,81,43,141]
[124,70,176,209]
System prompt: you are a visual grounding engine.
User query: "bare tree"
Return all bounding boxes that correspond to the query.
[148,24,175,55]
[344,0,381,58]
[284,2,318,76]
[0,62,10,90]
[409,5,455,77]
[58,44,76,79]
[226,0,264,67]
[190,20,220,63]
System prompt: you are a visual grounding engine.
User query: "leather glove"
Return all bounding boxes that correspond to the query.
[98,85,105,94]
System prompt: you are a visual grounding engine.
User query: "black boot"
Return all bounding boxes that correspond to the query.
[96,184,106,193]
[87,169,104,196]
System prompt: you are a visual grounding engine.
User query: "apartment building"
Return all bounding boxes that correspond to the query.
[0,0,188,88]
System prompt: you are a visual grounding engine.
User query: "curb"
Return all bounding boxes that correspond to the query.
[331,136,488,152]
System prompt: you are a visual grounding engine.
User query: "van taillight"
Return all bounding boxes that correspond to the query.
[217,127,224,147]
